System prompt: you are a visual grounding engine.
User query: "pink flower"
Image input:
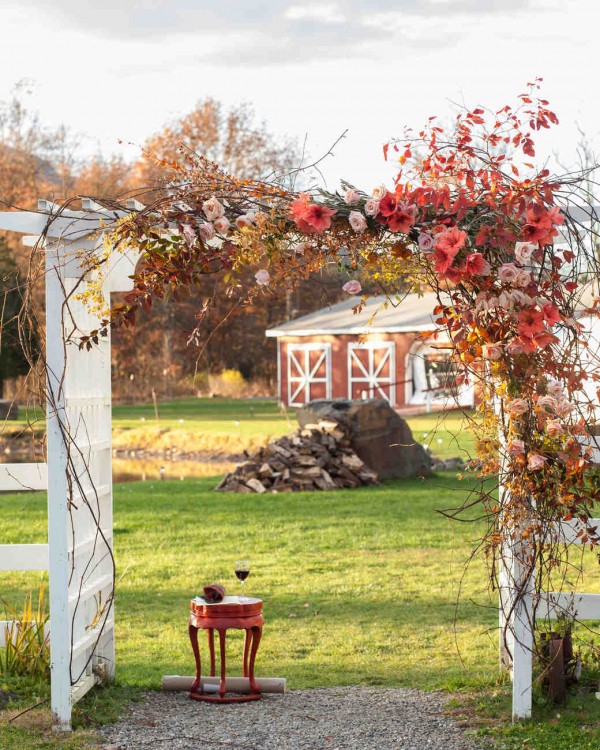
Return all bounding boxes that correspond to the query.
[508,398,529,417]
[255,269,270,286]
[554,399,574,418]
[182,224,196,246]
[464,252,491,277]
[546,419,564,437]
[214,216,230,235]
[344,188,361,205]
[343,280,362,295]
[507,339,525,356]
[508,438,526,455]
[235,215,253,229]
[418,232,434,251]
[514,242,535,265]
[202,196,225,221]
[371,184,387,200]
[537,395,557,411]
[198,222,215,241]
[348,211,367,233]
[364,199,380,217]
[527,453,547,471]
[498,263,520,284]
[546,379,564,398]
[482,343,502,361]
[514,270,531,288]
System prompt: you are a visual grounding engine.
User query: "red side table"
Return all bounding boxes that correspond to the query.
[188,595,264,703]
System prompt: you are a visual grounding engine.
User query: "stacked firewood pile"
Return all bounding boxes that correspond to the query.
[215,421,379,493]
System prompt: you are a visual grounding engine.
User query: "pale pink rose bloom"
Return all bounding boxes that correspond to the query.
[515,242,535,265]
[514,269,531,288]
[507,340,525,355]
[418,232,434,252]
[202,196,225,221]
[198,222,215,241]
[348,211,367,233]
[182,224,196,246]
[537,395,557,411]
[508,398,529,417]
[545,419,564,437]
[546,379,564,398]
[235,215,253,229]
[371,184,387,200]
[527,453,547,471]
[255,269,270,286]
[554,399,574,418]
[397,200,419,219]
[214,216,230,235]
[482,343,502,361]
[364,199,380,217]
[507,438,526,455]
[498,263,520,284]
[511,290,533,307]
[343,279,362,295]
[344,188,361,205]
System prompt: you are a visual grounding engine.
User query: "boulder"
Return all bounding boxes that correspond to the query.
[297,399,432,479]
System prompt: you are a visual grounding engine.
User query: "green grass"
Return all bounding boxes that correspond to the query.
[1,473,599,748]
[3,397,477,459]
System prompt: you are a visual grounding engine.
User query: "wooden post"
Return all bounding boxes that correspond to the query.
[46,240,72,731]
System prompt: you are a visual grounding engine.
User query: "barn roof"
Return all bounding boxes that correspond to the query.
[265,291,441,337]
[266,282,599,338]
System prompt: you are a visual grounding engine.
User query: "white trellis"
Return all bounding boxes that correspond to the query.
[501,272,600,718]
[0,199,140,730]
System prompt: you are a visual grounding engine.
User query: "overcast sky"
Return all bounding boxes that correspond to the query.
[1,0,598,189]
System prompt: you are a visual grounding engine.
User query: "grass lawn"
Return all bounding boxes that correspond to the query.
[1,473,599,749]
[3,397,478,459]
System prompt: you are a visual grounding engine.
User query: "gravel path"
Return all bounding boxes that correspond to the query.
[100,687,486,750]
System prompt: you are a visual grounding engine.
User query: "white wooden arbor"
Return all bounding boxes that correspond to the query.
[501,208,600,721]
[0,200,140,729]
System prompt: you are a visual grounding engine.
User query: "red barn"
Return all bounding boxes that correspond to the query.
[266,292,475,409]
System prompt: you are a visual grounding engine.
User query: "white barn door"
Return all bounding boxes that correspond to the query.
[348,342,396,405]
[287,343,331,406]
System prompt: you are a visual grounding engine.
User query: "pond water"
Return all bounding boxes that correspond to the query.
[0,450,235,484]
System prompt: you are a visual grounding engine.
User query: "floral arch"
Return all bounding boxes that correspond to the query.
[18,82,600,722]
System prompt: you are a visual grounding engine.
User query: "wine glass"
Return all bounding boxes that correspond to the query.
[234,560,250,602]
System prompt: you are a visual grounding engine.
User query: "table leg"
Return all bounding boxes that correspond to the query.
[218,629,227,698]
[188,623,201,694]
[207,628,216,676]
[248,625,262,694]
[243,628,251,677]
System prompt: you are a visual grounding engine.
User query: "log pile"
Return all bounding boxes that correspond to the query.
[215,421,379,493]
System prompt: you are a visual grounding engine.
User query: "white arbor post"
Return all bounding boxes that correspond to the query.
[0,200,140,729]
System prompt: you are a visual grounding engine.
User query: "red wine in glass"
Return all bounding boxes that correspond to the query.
[234,560,250,601]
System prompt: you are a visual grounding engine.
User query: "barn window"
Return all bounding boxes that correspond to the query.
[347,342,396,405]
[287,343,331,406]
[409,342,474,407]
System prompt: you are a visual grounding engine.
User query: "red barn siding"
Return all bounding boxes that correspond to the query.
[278,333,419,407]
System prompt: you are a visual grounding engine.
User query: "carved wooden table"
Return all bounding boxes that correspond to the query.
[188,595,263,703]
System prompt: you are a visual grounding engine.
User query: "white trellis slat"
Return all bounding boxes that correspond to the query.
[0,544,48,571]
[0,203,141,730]
[0,463,48,492]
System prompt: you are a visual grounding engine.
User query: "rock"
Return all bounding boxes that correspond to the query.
[297,399,432,480]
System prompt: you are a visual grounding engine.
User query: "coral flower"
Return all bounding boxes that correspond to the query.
[378,192,398,217]
[463,252,491,277]
[435,226,467,255]
[517,308,546,338]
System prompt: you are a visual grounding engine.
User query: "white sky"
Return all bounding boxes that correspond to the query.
[1,0,599,190]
